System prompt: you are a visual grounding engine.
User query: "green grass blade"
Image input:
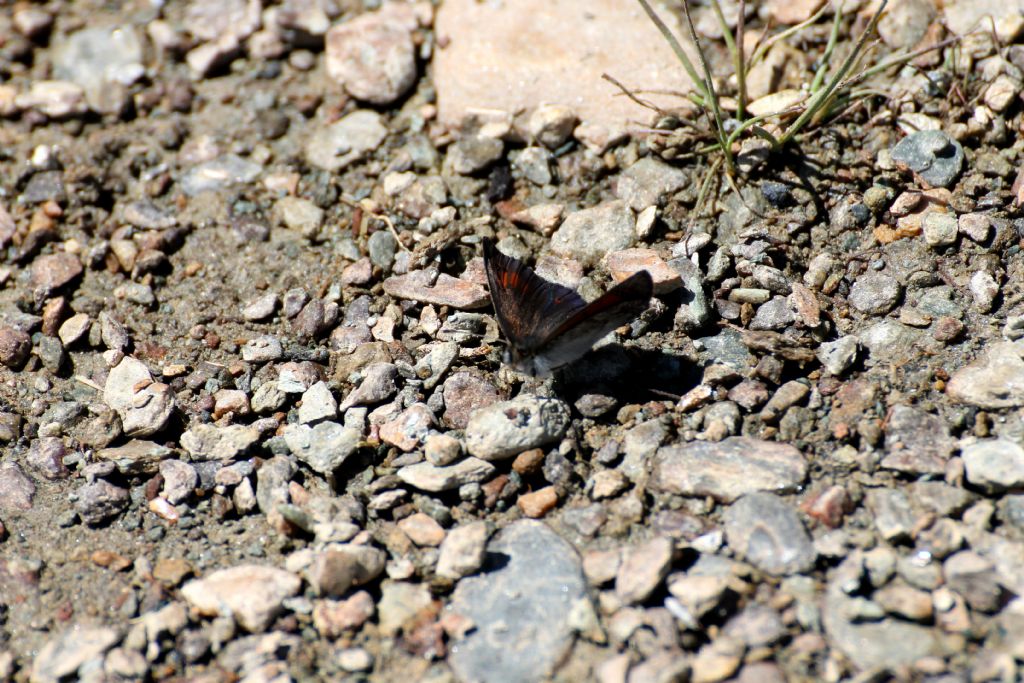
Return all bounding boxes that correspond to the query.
[778,0,888,146]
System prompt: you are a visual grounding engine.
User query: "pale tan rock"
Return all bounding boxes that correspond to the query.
[433,0,693,131]
[604,248,680,294]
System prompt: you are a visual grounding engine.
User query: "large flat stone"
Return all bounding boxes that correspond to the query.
[433,0,693,130]
[650,436,807,503]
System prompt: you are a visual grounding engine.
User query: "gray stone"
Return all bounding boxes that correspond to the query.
[298,381,337,424]
[283,422,360,476]
[23,171,67,204]
[159,459,198,504]
[945,0,1024,42]
[866,488,915,543]
[367,230,397,271]
[0,327,31,368]
[574,393,618,419]
[242,335,283,362]
[549,200,636,268]
[723,604,787,648]
[877,0,935,48]
[749,296,795,331]
[962,438,1024,493]
[242,293,278,321]
[615,537,674,604]
[724,493,816,575]
[511,146,551,185]
[53,25,143,113]
[99,312,129,351]
[306,544,386,597]
[95,440,172,475]
[0,461,35,512]
[465,395,571,460]
[181,565,301,633]
[881,404,954,475]
[378,582,433,636]
[436,521,491,579]
[528,104,577,148]
[943,551,1003,612]
[121,200,176,230]
[858,321,923,366]
[180,423,261,461]
[615,157,688,211]
[650,437,807,503]
[115,282,155,306]
[414,341,458,391]
[922,212,958,248]
[618,418,669,482]
[325,10,416,105]
[817,336,859,376]
[255,455,297,516]
[340,363,398,409]
[849,272,901,315]
[449,521,586,683]
[275,197,323,239]
[397,457,495,492]
[824,553,938,670]
[104,356,175,437]
[180,155,261,196]
[947,342,1024,409]
[305,110,388,172]
[912,480,975,518]
[890,130,964,188]
[75,480,130,526]
[30,625,120,683]
[450,135,505,175]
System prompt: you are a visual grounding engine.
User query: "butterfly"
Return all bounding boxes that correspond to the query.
[482,238,654,377]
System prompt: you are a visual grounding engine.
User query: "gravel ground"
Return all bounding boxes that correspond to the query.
[2,1,1024,682]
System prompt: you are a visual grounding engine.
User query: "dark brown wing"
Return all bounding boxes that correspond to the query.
[482,238,587,351]
[530,270,654,370]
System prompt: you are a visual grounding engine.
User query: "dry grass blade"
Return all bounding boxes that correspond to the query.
[601,72,671,118]
[339,196,411,252]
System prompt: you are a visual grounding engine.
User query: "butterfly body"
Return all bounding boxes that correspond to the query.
[482,238,654,377]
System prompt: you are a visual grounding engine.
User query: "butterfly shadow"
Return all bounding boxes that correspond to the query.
[549,342,702,405]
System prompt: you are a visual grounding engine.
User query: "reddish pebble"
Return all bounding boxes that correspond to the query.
[312,591,376,638]
[91,550,132,571]
[511,449,545,476]
[802,485,851,528]
[397,512,446,547]
[932,316,965,343]
[0,327,31,368]
[518,486,558,518]
[149,497,180,522]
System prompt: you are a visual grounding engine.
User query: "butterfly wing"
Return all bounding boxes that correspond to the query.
[531,270,654,371]
[482,238,587,352]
